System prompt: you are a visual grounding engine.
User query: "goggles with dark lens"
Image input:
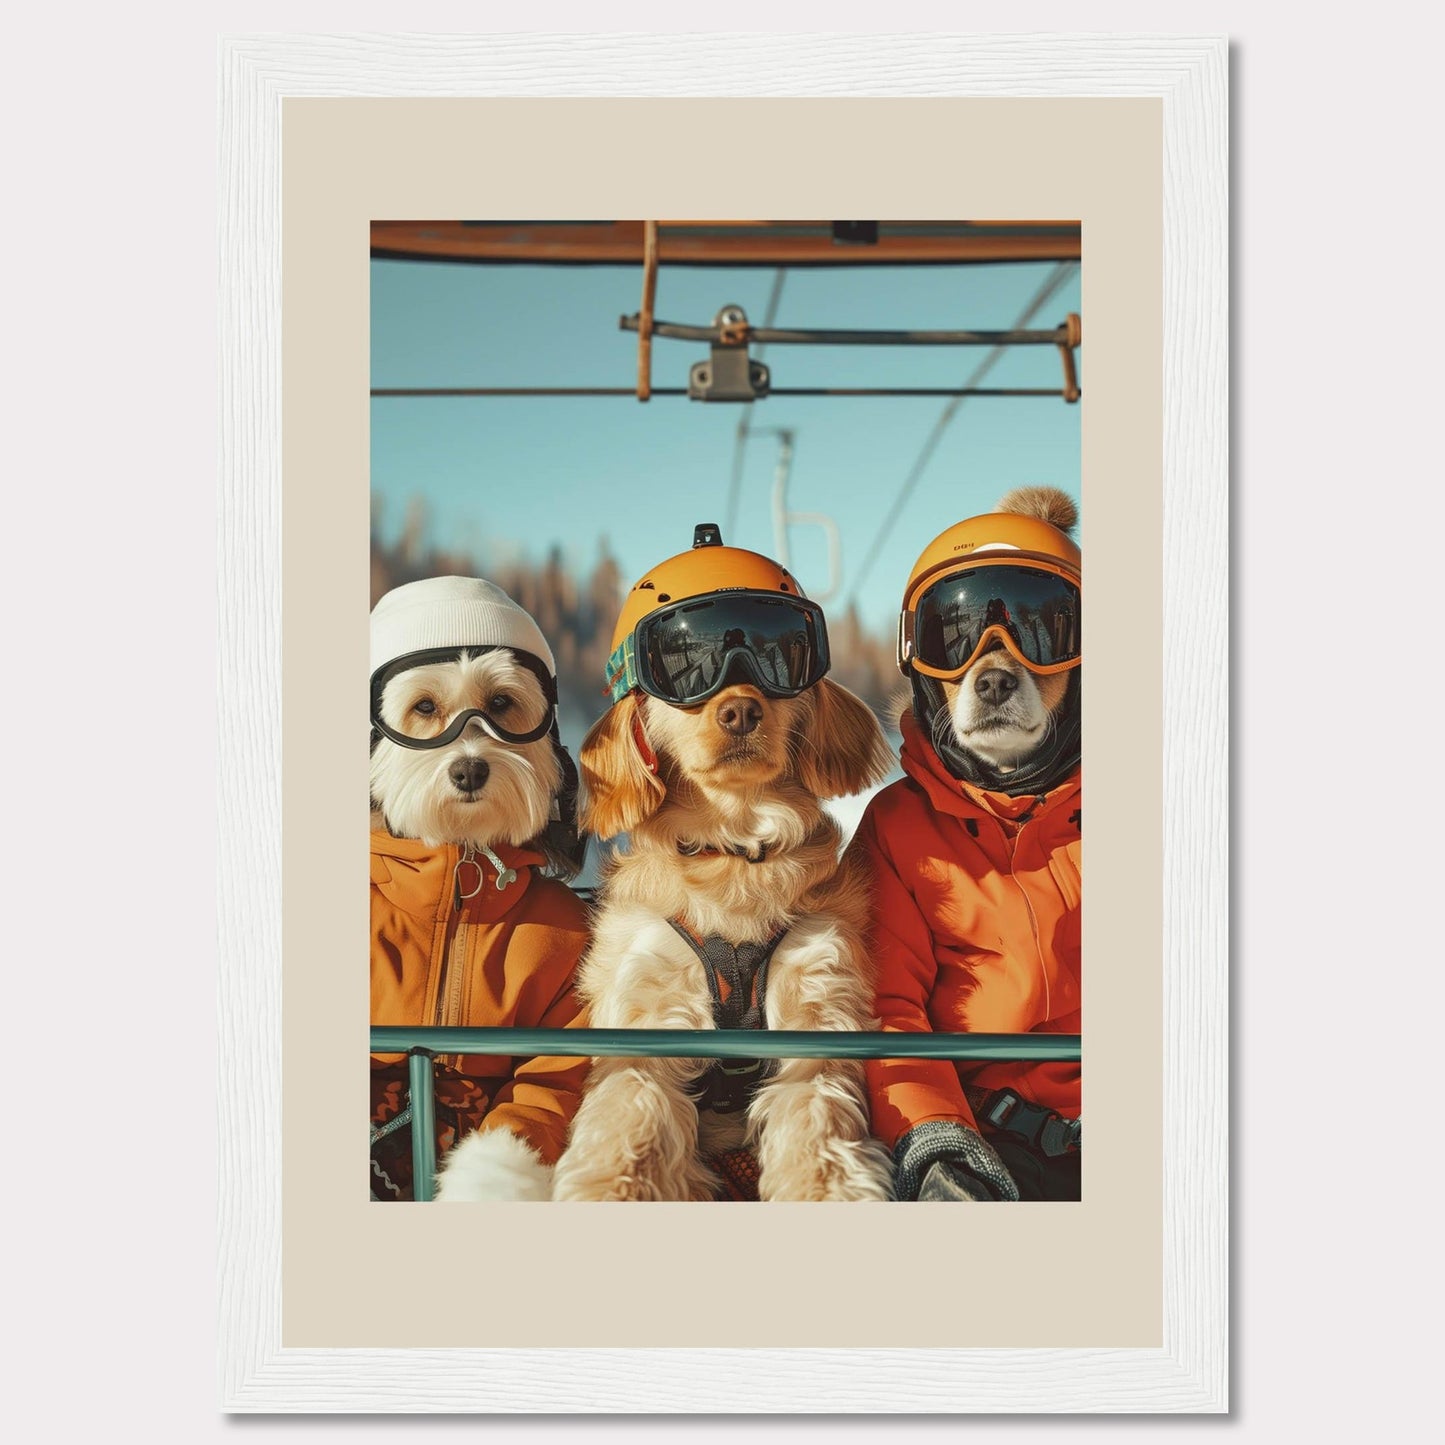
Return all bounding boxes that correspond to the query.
[901,562,1081,680]
[606,590,830,707]
[370,646,558,750]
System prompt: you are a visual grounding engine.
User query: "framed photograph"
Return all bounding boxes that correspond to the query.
[219,33,1227,1412]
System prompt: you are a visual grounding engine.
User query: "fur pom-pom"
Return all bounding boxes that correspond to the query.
[434,1127,553,1202]
[996,486,1078,536]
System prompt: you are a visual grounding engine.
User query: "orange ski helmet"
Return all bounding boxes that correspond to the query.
[605,523,831,706]
[897,510,1082,681]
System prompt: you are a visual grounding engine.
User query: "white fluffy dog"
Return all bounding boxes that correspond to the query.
[369,576,591,1203]
[370,650,562,851]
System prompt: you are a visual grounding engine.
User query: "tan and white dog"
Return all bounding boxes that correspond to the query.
[925,491,1078,780]
[849,487,1084,1204]
[552,550,895,1201]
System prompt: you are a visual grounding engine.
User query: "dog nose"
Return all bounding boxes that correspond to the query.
[974,669,1019,706]
[716,696,763,736]
[448,757,491,793]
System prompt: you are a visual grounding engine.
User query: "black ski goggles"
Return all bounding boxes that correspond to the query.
[370,646,558,749]
[902,563,1081,680]
[606,591,830,707]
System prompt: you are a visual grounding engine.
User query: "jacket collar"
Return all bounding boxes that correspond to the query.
[369,822,546,922]
[898,711,1080,824]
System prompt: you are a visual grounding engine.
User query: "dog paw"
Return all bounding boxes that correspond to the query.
[434,1127,553,1202]
[759,1137,894,1202]
[550,1164,633,1202]
[553,1065,716,1200]
[553,1150,717,1202]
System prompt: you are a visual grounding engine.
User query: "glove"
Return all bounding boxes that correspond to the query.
[918,1158,1004,1201]
[894,1120,1021,1202]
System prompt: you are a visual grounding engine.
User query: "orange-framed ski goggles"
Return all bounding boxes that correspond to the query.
[899,559,1081,681]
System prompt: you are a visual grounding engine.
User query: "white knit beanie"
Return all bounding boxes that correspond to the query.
[369,576,556,678]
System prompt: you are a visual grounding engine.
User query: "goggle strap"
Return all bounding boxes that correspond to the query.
[605,637,638,704]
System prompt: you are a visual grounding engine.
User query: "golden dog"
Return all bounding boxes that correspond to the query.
[552,676,895,1201]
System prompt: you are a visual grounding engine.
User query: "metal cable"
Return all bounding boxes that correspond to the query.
[724,268,787,539]
[847,261,1079,606]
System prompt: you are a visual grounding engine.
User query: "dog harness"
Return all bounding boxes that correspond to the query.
[668,919,788,1114]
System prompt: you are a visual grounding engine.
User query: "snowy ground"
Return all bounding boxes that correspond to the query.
[822,767,904,847]
[573,762,904,889]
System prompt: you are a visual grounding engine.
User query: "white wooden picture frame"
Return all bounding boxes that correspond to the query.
[218,32,1227,1412]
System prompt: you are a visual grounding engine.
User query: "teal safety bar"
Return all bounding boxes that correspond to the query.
[406,1049,438,1201]
[372,1026,1081,1062]
[374,1026,1081,1203]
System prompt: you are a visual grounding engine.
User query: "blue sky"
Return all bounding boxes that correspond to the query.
[371,254,1081,636]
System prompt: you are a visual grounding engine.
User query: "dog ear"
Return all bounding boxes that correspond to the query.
[795,678,893,799]
[579,692,666,839]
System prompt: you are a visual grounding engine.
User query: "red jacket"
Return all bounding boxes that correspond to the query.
[847,714,1081,1151]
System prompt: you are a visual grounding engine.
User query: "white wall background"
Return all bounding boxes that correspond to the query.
[4,3,1436,1439]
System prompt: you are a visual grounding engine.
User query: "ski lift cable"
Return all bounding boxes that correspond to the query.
[847,261,1079,608]
[724,267,787,540]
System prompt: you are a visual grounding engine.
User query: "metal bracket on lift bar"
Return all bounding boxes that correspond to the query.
[687,305,771,403]
[613,305,1082,403]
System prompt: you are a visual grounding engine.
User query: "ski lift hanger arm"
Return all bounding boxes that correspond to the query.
[614,222,1080,401]
[627,301,1080,404]
[368,221,1082,402]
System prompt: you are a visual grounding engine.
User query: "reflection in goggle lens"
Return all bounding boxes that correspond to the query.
[916,567,1080,672]
[641,595,825,704]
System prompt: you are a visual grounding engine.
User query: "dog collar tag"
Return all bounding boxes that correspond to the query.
[478,843,518,891]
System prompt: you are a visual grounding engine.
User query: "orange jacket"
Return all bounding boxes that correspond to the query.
[847,714,1081,1152]
[370,827,592,1164]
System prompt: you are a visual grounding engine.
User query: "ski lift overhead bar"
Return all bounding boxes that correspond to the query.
[367,219,1082,403]
[370,219,1082,267]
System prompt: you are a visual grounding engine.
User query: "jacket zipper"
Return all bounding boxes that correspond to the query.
[433,842,478,1065]
[992,812,1053,1024]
